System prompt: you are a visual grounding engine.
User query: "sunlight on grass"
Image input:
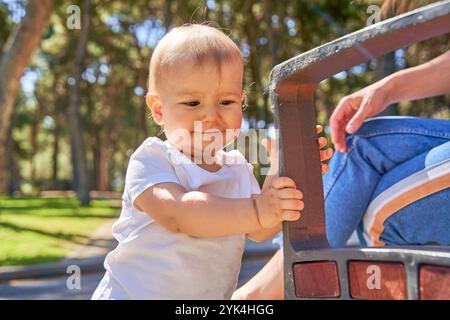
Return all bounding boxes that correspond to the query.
[0,196,120,267]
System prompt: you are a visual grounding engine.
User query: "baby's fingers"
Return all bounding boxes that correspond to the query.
[320,148,333,161]
[272,177,296,190]
[280,199,304,211]
[282,210,301,221]
[316,125,323,134]
[318,137,327,149]
[277,188,303,200]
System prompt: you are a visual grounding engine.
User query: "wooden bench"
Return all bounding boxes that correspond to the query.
[269,1,450,300]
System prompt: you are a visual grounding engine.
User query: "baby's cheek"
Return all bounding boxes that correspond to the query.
[221,109,242,145]
[166,127,192,147]
[229,111,242,128]
[229,110,243,129]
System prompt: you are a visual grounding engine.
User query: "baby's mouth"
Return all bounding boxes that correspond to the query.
[193,129,225,135]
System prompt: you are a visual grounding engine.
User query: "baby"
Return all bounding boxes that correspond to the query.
[92,23,324,300]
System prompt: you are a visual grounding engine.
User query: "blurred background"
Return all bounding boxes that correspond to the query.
[0,0,448,297]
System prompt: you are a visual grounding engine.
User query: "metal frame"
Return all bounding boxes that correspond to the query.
[268,1,450,300]
[287,247,450,300]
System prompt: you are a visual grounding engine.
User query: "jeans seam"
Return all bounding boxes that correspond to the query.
[356,129,450,140]
[324,138,355,200]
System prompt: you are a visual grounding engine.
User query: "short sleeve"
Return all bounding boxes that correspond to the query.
[125,138,181,205]
[247,162,262,195]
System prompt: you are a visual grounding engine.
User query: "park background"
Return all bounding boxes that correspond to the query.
[0,0,448,271]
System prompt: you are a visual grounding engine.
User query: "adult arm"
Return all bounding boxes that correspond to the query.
[331,50,450,152]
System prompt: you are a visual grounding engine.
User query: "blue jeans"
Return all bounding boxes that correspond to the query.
[324,116,450,247]
[274,116,450,248]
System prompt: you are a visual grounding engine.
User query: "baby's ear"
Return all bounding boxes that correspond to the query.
[146,93,163,125]
[241,91,248,110]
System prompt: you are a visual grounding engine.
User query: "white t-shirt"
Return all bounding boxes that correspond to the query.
[92,137,261,299]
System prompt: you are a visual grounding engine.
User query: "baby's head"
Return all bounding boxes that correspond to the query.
[146,24,244,161]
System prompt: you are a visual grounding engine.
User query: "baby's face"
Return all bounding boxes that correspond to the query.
[149,59,244,160]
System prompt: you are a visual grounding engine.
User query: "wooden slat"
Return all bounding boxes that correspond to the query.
[293,261,340,298]
[348,261,407,300]
[420,265,450,300]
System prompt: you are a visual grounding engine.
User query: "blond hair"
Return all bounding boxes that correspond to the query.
[148,23,243,94]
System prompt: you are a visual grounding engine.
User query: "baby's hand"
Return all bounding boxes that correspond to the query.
[254,177,303,228]
[317,125,334,174]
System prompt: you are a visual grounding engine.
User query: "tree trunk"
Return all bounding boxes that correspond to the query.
[0,0,54,193]
[30,102,42,183]
[163,0,174,31]
[262,0,279,125]
[50,70,62,186]
[376,51,398,116]
[5,109,20,196]
[52,122,60,183]
[97,141,111,191]
[243,5,270,126]
[376,0,414,116]
[263,0,279,67]
[67,0,92,206]
[216,0,224,27]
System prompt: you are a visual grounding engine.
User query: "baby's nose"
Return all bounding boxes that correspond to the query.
[202,104,219,122]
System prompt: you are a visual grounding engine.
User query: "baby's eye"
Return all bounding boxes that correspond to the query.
[220,100,236,106]
[182,101,200,107]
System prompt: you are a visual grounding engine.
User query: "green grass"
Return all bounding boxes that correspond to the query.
[0,196,120,267]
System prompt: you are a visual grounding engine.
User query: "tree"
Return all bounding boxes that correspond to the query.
[0,0,54,192]
[67,0,92,206]
[1,0,447,196]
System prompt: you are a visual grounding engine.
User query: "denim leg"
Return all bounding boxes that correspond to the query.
[372,141,450,246]
[323,116,450,247]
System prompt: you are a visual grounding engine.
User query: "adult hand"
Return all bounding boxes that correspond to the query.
[330,80,393,153]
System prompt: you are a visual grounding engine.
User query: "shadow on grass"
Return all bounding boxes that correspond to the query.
[0,254,65,267]
[0,204,120,211]
[0,210,119,219]
[0,196,120,207]
[0,222,92,245]
[0,197,120,219]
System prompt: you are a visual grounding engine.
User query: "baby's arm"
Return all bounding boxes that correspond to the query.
[247,222,282,242]
[134,177,302,238]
